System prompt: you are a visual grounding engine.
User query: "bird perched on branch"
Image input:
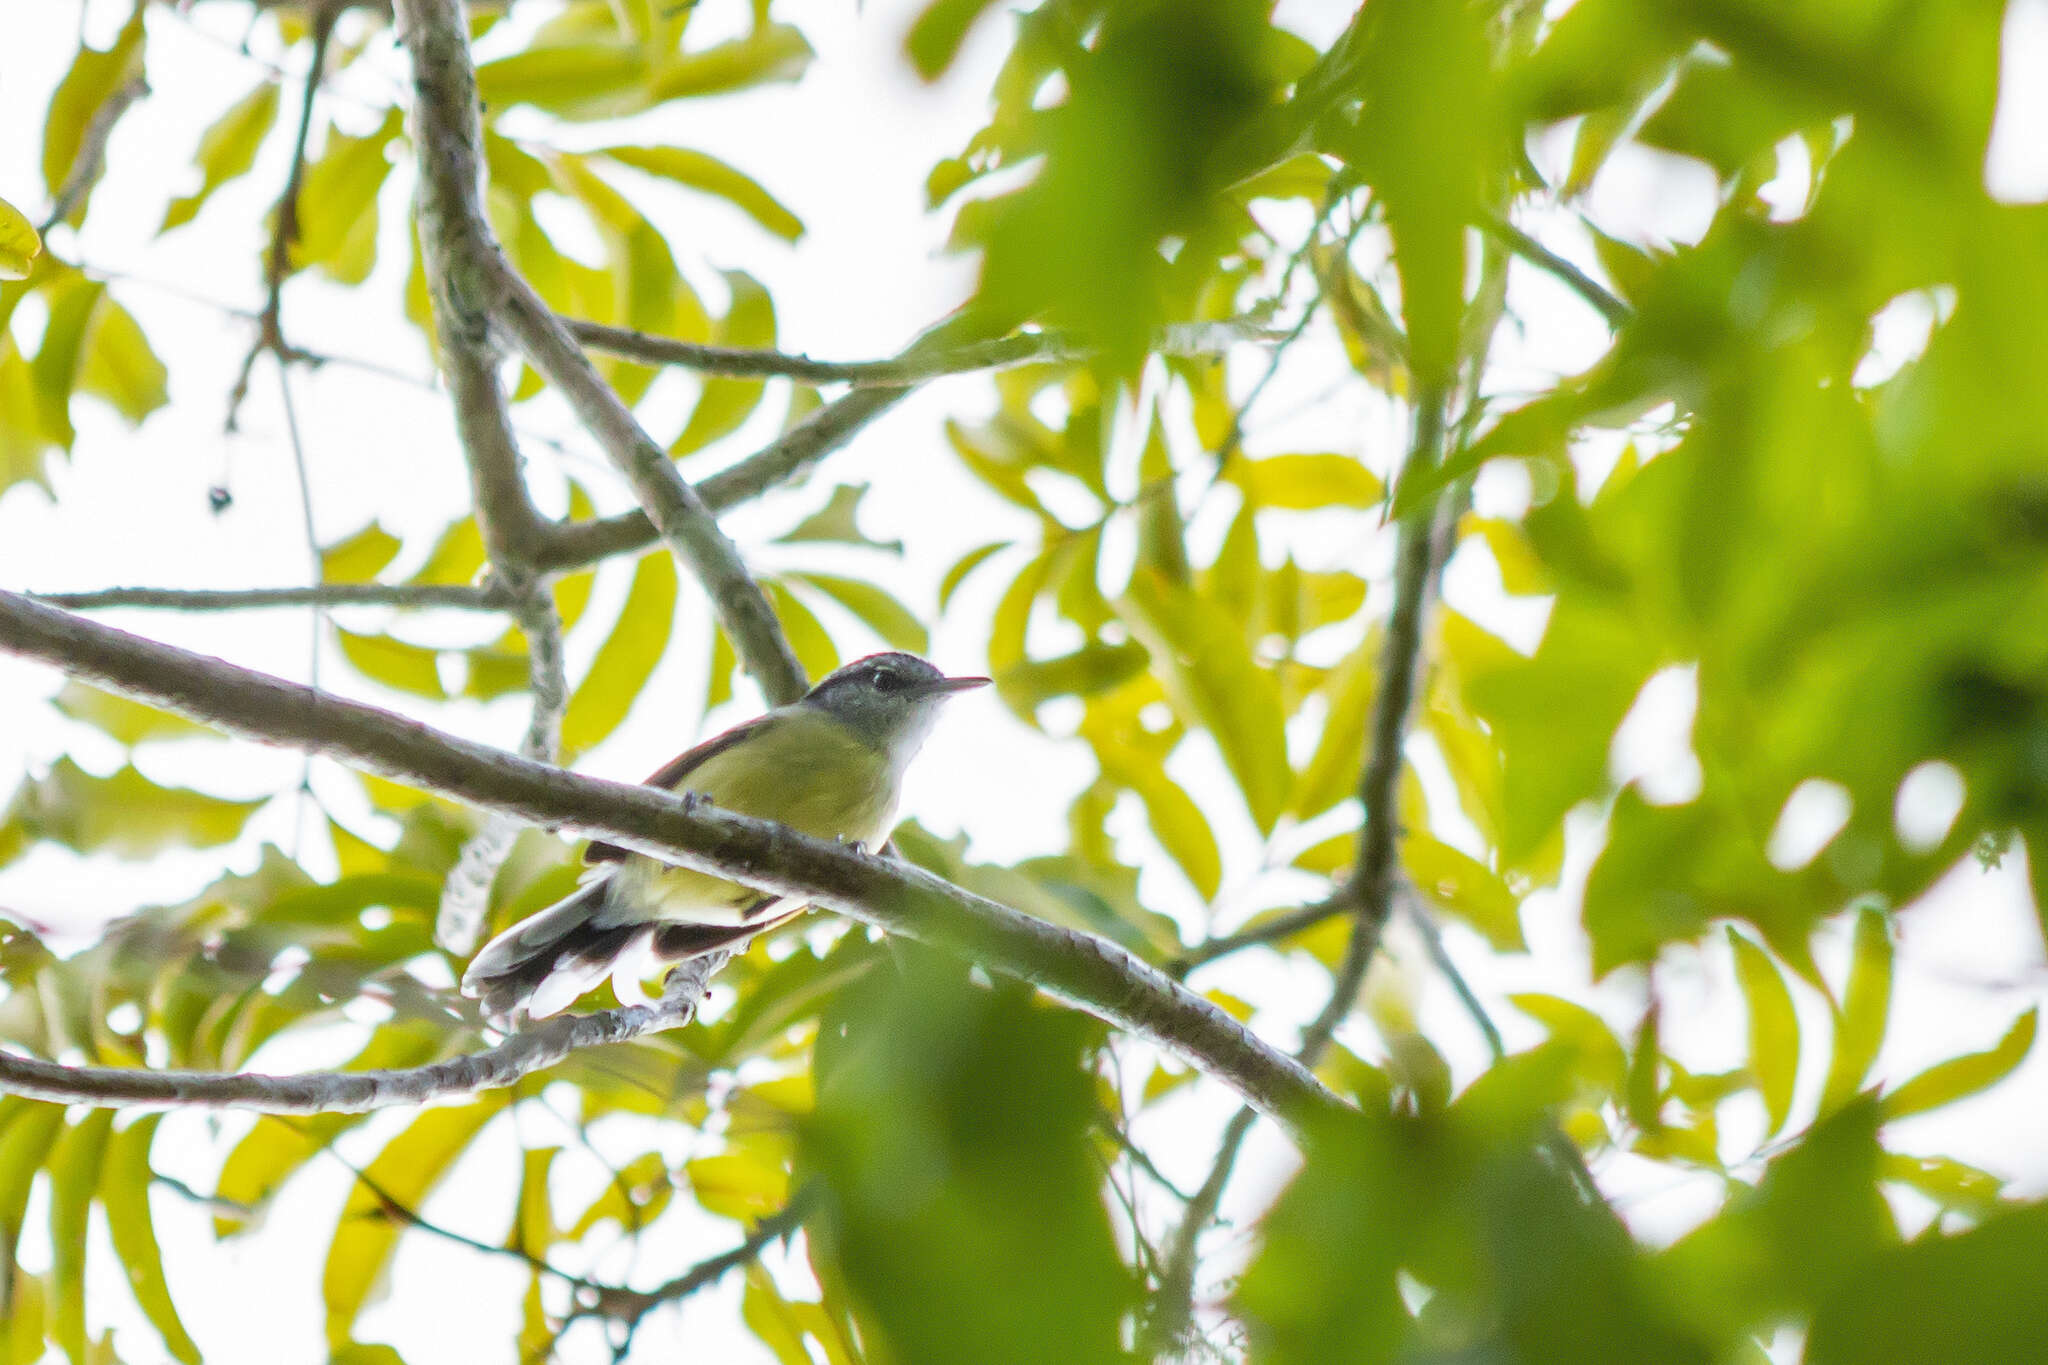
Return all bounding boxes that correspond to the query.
[463,652,989,1020]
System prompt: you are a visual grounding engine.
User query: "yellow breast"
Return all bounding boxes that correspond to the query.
[604,710,899,928]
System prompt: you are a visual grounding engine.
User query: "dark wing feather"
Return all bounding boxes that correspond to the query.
[583,715,772,864]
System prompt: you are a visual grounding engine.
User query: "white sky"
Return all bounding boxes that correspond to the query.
[2,1,2046,1362]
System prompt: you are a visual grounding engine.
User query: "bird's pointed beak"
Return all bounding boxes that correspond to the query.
[923,674,991,697]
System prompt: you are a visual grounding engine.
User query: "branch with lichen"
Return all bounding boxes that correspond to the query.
[0,589,1345,1136]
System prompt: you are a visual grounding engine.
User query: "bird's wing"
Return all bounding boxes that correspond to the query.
[583,713,774,864]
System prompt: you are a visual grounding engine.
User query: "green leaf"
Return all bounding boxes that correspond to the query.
[1404,833,1523,950]
[323,1099,506,1346]
[320,522,402,584]
[32,275,104,452]
[1509,993,1626,1095]
[101,1117,201,1364]
[476,43,649,120]
[788,572,929,654]
[1820,903,1892,1114]
[1728,928,1800,1135]
[648,25,814,102]
[598,145,803,241]
[1228,452,1384,510]
[765,580,840,682]
[939,541,1008,609]
[687,1146,790,1222]
[48,1112,113,1365]
[673,270,777,456]
[0,1101,67,1304]
[2,757,263,860]
[291,109,401,285]
[51,682,211,747]
[40,7,145,223]
[998,640,1151,711]
[778,484,902,555]
[561,551,677,756]
[1882,1007,2037,1120]
[1117,569,1290,833]
[161,82,281,233]
[1290,628,1378,818]
[0,199,43,281]
[335,627,447,700]
[75,294,166,424]
[906,0,1003,79]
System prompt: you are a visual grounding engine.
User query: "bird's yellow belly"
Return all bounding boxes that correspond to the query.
[604,715,899,928]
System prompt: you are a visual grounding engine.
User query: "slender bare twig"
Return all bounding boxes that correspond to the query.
[0,590,1344,1133]
[577,1188,815,1338]
[40,76,149,234]
[1146,383,1454,1357]
[30,583,505,611]
[1475,210,1633,330]
[563,318,1281,386]
[1167,896,1350,978]
[226,4,336,432]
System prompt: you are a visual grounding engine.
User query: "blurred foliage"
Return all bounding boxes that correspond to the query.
[3,0,2047,1361]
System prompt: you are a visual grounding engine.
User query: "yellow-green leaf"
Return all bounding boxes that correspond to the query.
[1883,1008,2037,1120]
[1117,569,1290,833]
[1821,903,1893,1115]
[335,627,447,699]
[40,7,145,221]
[778,483,902,555]
[476,43,649,120]
[48,1112,114,1365]
[788,572,929,654]
[598,144,803,240]
[939,541,1008,609]
[673,269,776,456]
[1729,928,1801,1135]
[2,757,263,859]
[51,682,212,747]
[323,1099,505,1346]
[1403,832,1523,950]
[687,1147,790,1223]
[1229,452,1384,510]
[320,521,401,584]
[766,580,840,682]
[561,551,677,756]
[161,82,281,233]
[75,294,166,424]
[1509,993,1626,1096]
[101,1117,201,1364]
[1097,740,1221,899]
[648,25,813,102]
[291,109,401,284]
[0,199,41,281]
[1290,627,1379,818]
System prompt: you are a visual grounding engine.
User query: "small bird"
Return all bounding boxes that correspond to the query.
[462,652,989,1020]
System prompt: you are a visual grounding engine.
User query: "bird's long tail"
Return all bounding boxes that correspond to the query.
[461,878,804,1021]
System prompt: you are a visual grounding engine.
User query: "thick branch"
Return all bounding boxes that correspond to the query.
[0,953,723,1113]
[395,0,804,703]
[564,318,1279,386]
[0,591,1343,1135]
[30,583,504,611]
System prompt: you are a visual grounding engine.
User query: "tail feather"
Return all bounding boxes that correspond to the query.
[461,879,805,1021]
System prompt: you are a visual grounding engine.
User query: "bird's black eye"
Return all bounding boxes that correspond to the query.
[872,668,903,692]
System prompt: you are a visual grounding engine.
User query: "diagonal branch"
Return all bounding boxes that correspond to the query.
[0,590,1344,1136]
[534,385,908,572]
[1476,210,1633,330]
[563,318,1281,386]
[394,0,804,704]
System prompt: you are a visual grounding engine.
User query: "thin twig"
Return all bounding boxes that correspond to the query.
[273,361,326,855]
[30,583,505,611]
[576,1188,815,1339]
[39,76,149,235]
[564,318,1282,386]
[0,589,1345,1134]
[1476,210,1633,330]
[226,4,337,432]
[1167,895,1350,978]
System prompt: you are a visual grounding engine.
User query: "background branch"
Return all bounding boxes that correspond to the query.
[0,590,1344,1134]
[30,583,506,611]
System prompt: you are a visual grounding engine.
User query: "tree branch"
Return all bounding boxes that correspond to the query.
[0,590,1344,1136]
[29,583,506,612]
[563,318,1280,386]
[39,76,149,236]
[394,0,805,704]
[0,951,724,1113]
[1476,210,1633,330]
[533,385,908,572]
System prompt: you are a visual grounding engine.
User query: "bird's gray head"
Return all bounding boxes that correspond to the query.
[800,652,989,763]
